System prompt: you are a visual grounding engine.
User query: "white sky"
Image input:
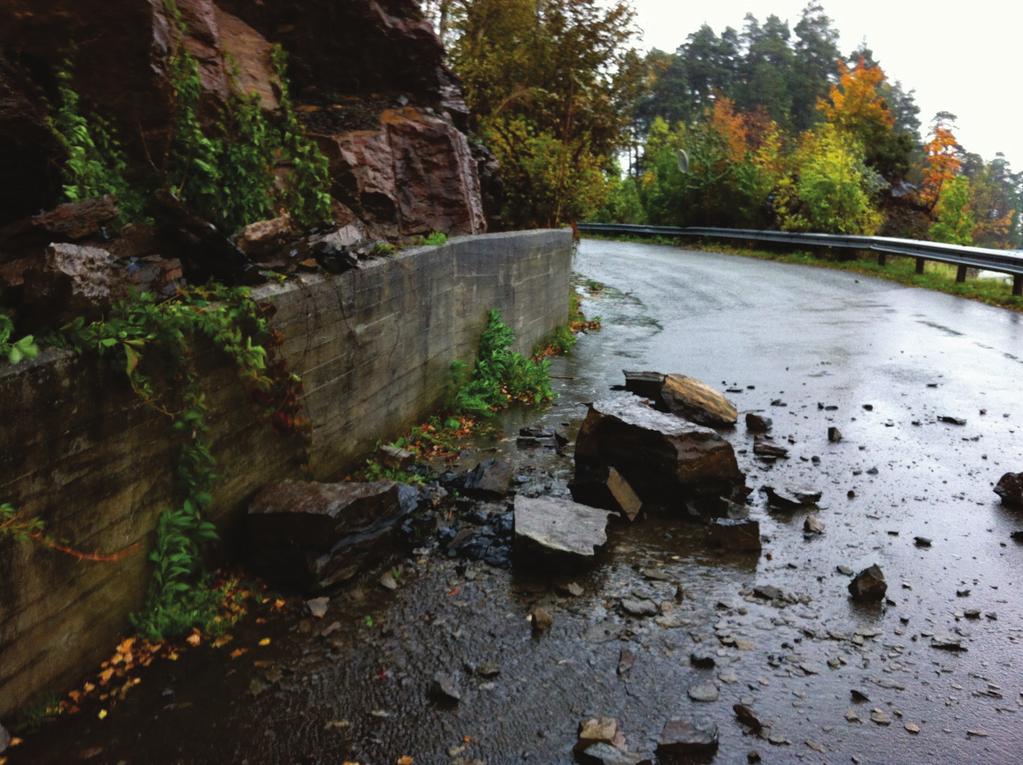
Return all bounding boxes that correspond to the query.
[630,0,1023,167]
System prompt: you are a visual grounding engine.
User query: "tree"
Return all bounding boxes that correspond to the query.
[929,176,974,245]
[918,112,963,209]
[735,14,795,127]
[448,0,641,227]
[790,3,841,131]
[817,57,913,182]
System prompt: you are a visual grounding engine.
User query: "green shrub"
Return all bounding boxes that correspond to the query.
[0,314,39,365]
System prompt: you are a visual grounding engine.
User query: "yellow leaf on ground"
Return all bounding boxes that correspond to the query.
[186,630,202,647]
[258,637,271,647]
[97,709,108,720]
[98,668,115,685]
[397,757,414,765]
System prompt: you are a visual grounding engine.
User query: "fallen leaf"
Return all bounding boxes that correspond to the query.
[97,709,108,720]
[229,648,248,659]
[397,757,414,765]
[258,637,271,647]
[186,630,202,647]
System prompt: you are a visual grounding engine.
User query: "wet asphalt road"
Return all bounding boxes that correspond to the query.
[14,240,1023,764]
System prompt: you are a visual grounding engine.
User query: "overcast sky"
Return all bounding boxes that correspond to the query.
[629,0,1023,167]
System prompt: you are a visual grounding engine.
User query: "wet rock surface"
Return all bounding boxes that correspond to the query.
[246,480,420,592]
[18,240,1023,764]
[994,471,1023,507]
[574,396,744,509]
[513,495,612,564]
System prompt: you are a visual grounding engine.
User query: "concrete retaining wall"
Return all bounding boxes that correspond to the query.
[0,229,573,717]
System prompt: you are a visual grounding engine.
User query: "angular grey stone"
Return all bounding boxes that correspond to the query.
[463,458,514,498]
[620,598,659,618]
[745,412,772,434]
[753,437,789,459]
[577,743,652,765]
[687,682,719,702]
[514,495,612,563]
[430,672,461,704]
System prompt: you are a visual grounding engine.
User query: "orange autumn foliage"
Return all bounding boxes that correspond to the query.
[817,58,893,143]
[708,97,749,163]
[919,125,962,209]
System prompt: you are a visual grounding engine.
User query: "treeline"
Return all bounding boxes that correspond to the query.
[427,1,1022,248]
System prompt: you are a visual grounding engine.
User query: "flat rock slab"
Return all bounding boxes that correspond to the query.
[574,397,744,508]
[657,719,719,759]
[660,374,738,427]
[247,480,419,592]
[463,458,514,498]
[764,484,821,509]
[514,495,612,564]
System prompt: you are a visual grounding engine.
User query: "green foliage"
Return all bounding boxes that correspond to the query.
[422,231,449,246]
[448,0,642,227]
[66,285,302,639]
[0,313,40,365]
[270,45,334,229]
[449,310,553,418]
[363,457,426,485]
[929,176,975,245]
[372,241,398,256]
[594,165,646,224]
[162,1,331,233]
[49,62,145,222]
[775,125,884,235]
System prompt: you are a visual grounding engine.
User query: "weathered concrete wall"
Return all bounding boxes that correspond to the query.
[0,229,572,718]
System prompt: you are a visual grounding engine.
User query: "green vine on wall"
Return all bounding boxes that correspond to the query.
[1,313,39,365]
[48,61,146,223]
[65,285,307,639]
[162,0,332,233]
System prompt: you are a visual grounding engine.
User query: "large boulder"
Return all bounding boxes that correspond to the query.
[21,243,117,328]
[994,472,1023,508]
[574,397,744,509]
[514,495,612,565]
[247,480,420,592]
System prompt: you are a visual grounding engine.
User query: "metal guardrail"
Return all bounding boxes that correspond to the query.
[577,222,1023,296]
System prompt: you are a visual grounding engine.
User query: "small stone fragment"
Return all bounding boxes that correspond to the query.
[707,518,762,552]
[827,426,842,443]
[745,412,772,434]
[530,606,553,635]
[620,598,659,618]
[753,438,789,460]
[848,565,887,601]
[577,742,651,765]
[850,689,870,702]
[577,717,621,749]
[913,536,932,548]
[931,636,966,651]
[733,704,763,732]
[690,650,716,669]
[379,571,398,590]
[430,672,461,704]
[870,708,891,726]
[938,415,966,426]
[617,648,636,676]
[306,596,329,618]
[687,682,719,702]
[905,723,920,734]
[994,472,1023,508]
[763,484,821,509]
[803,515,825,535]
[656,719,719,758]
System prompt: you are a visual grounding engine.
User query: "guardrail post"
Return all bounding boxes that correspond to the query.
[877,253,887,267]
[915,258,925,274]
[956,265,968,283]
[1014,275,1022,297]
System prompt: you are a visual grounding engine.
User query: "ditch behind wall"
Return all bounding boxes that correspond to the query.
[0,229,573,718]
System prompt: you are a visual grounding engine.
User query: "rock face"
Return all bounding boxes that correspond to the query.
[574,397,745,510]
[514,495,612,564]
[246,480,420,592]
[0,0,485,238]
[319,107,485,238]
[994,472,1023,507]
[848,564,887,602]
